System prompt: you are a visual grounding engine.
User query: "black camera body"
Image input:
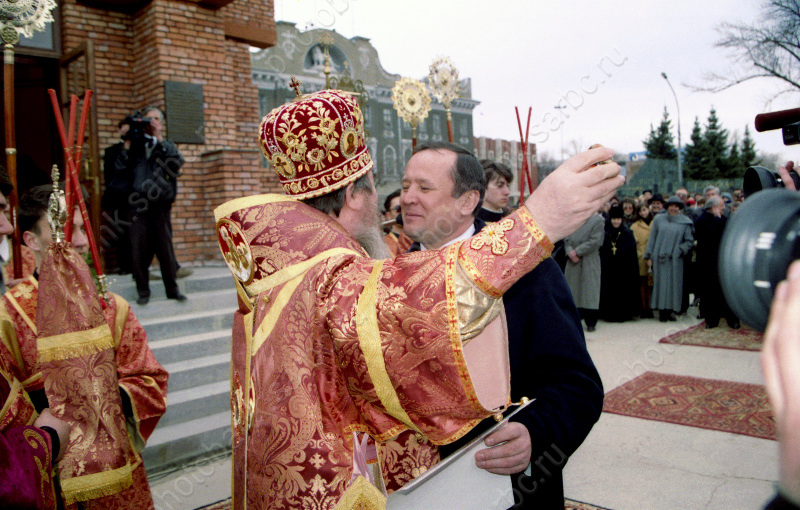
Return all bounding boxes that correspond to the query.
[121,111,151,143]
[719,188,800,331]
[783,122,800,145]
[743,165,800,198]
[719,108,800,331]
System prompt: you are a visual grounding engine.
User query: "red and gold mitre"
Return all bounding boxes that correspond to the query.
[259,89,373,200]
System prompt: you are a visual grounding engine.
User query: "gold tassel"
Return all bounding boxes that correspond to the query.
[37,324,114,363]
[60,461,134,504]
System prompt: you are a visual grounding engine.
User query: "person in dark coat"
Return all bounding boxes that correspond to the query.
[402,142,604,510]
[600,204,641,321]
[113,106,187,305]
[694,196,740,329]
[102,117,134,274]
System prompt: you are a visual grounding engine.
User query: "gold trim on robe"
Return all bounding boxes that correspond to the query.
[216,196,553,509]
[37,324,114,363]
[334,476,387,510]
[355,260,422,436]
[0,245,167,510]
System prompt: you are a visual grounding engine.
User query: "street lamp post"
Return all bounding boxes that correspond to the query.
[661,72,682,186]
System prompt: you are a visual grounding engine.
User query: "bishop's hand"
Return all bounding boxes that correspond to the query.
[525,147,623,243]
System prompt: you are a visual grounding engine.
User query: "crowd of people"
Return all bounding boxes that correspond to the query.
[547,184,742,330]
[384,177,745,333]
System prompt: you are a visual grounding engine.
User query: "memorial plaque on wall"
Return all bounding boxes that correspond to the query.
[164,81,205,144]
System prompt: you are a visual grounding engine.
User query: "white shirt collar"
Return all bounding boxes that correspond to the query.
[0,236,9,263]
[420,224,476,251]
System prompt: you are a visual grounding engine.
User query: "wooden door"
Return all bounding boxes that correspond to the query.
[58,40,101,255]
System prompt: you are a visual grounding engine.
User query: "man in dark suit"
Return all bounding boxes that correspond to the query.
[401,141,604,509]
[112,107,186,305]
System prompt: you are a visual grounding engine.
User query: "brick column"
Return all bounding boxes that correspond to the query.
[60,0,276,265]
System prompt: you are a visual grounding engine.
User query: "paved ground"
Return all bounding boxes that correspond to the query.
[148,307,778,510]
[564,311,776,510]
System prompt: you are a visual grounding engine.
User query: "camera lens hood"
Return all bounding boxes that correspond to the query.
[743,166,778,197]
[719,188,800,331]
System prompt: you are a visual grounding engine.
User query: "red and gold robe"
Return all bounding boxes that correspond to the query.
[0,369,57,510]
[214,194,553,510]
[0,276,168,509]
[2,244,37,285]
[383,231,413,258]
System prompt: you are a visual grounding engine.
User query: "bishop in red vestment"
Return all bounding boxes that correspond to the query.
[216,89,623,510]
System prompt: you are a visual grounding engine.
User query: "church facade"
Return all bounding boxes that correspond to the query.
[251,22,480,198]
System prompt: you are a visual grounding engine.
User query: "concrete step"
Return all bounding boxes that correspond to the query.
[139,306,236,342]
[162,352,230,392]
[130,288,237,322]
[149,329,231,365]
[106,265,234,303]
[133,265,236,480]
[158,381,230,428]
[143,411,231,477]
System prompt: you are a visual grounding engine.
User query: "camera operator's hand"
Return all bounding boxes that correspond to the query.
[779,161,796,191]
[762,260,800,506]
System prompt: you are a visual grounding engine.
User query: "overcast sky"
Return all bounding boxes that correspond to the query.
[275,0,796,163]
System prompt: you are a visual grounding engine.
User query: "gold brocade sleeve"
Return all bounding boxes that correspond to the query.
[0,306,25,384]
[326,207,553,445]
[109,294,168,445]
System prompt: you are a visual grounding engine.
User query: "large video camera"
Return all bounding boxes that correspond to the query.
[121,110,152,144]
[719,107,800,331]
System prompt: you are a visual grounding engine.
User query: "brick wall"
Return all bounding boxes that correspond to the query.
[60,0,277,265]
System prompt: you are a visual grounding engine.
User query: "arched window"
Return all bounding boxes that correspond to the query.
[383,145,398,183]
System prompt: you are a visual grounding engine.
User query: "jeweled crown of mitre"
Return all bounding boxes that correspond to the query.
[259,89,373,200]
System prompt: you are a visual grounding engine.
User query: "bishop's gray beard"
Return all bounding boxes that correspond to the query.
[356,224,391,259]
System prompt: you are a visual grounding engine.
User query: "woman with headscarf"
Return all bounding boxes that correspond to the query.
[620,197,637,227]
[644,196,694,322]
[599,204,641,322]
[630,202,654,318]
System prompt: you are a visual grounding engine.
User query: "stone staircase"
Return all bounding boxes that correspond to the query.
[104,265,236,480]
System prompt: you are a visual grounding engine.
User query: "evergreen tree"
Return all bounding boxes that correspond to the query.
[643,106,677,160]
[703,108,731,178]
[741,125,759,168]
[728,137,745,177]
[683,117,710,179]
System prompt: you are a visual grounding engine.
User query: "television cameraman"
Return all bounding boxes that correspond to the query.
[112,106,187,305]
[762,161,800,510]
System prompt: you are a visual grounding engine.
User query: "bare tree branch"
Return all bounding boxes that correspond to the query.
[686,0,800,103]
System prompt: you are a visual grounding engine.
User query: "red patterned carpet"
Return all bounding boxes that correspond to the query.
[198,497,609,509]
[659,322,763,351]
[196,500,230,510]
[603,371,775,440]
[565,499,610,509]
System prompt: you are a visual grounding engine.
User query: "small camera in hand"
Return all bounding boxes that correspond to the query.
[121,111,152,144]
